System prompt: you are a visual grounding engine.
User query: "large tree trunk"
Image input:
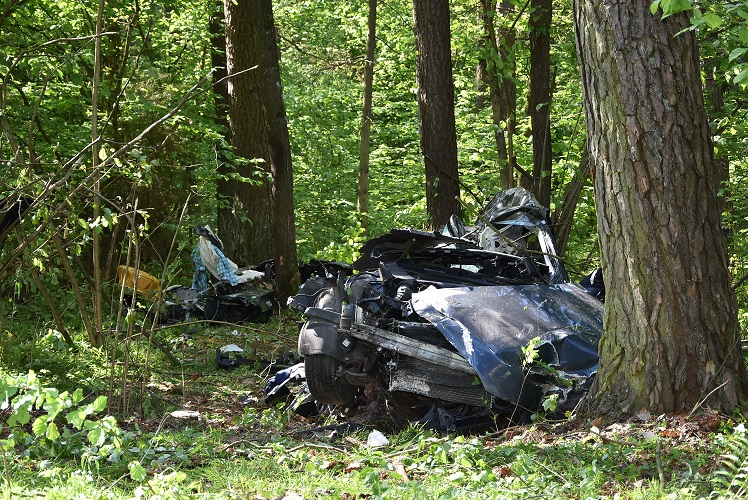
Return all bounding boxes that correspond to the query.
[528,0,552,208]
[357,0,377,235]
[574,0,747,418]
[256,0,300,304]
[412,0,460,230]
[220,0,275,265]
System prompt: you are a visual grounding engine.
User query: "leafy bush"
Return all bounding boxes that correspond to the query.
[0,371,132,469]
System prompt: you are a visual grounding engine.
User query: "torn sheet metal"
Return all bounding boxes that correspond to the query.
[411,283,603,406]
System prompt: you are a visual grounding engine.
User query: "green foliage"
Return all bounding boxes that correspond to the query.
[0,314,742,499]
[650,0,748,88]
[0,371,130,467]
[650,0,695,17]
[2,0,748,497]
[711,423,748,498]
[277,0,427,261]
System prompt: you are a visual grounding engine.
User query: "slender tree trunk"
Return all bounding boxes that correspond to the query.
[256,0,299,304]
[16,230,73,345]
[211,1,229,159]
[109,11,136,147]
[550,147,589,256]
[528,0,552,208]
[52,231,96,345]
[221,0,274,265]
[357,0,377,235]
[704,64,730,225]
[412,0,460,230]
[574,0,747,418]
[475,3,488,112]
[482,0,518,190]
[211,0,233,243]
[90,0,105,348]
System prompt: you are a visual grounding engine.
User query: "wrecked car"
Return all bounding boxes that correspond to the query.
[290,187,603,430]
[118,225,277,325]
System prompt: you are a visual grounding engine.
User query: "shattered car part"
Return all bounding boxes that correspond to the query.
[204,288,276,323]
[263,363,320,417]
[160,285,205,323]
[411,284,602,410]
[294,187,603,427]
[263,362,306,404]
[580,267,605,302]
[216,343,251,369]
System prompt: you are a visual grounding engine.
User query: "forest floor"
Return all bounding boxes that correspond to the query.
[3,309,748,499]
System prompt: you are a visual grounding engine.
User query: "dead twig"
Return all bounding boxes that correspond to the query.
[688,381,728,418]
[149,319,269,334]
[656,438,666,488]
[588,427,639,447]
[218,440,348,455]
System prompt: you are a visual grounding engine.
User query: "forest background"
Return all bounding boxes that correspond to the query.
[2,0,748,497]
[2,0,748,325]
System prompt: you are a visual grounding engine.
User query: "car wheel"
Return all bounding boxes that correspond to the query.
[305,354,357,405]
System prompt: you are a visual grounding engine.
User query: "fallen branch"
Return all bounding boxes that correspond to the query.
[218,440,348,455]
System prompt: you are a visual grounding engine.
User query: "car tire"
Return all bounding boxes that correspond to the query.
[305,354,357,405]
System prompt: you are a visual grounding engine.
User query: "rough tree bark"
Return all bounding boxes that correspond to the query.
[220,0,274,265]
[574,0,747,418]
[528,0,552,208]
[412,0,460,230]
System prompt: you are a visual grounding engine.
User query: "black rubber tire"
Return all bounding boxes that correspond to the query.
[305,354,357,405]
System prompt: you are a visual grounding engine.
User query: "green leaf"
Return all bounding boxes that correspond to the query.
[0,382,18,408]
[72,388,83,405]
[88,426,105,447]
[650,0,661,15]
[92,395,107,412]
[32,415,48,436]
[44,400,61,422]
[66,408,87,430]
[9,406,30,426]
[733,67,748,85]
[729,47,747,62]
[739,29,748,45]
[702,12,722,29]
[659,0,694,17]
[45,422,60,441]
[129,461,147,482]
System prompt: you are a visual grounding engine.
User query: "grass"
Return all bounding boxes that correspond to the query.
[1,304,747,499]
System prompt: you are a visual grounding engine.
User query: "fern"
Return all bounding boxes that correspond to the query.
[711,424,748,499]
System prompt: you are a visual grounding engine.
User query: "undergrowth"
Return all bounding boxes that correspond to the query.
[1,310,748,499]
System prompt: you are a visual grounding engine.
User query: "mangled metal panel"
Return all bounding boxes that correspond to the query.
[411,283,603,406]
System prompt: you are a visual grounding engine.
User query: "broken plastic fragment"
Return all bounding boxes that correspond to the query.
[219,344,244,353]
[366,429,389,448]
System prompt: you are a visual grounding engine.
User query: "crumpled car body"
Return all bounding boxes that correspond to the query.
[291,187,603,428]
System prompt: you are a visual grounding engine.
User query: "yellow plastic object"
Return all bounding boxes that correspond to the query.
[117,265,161,297]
